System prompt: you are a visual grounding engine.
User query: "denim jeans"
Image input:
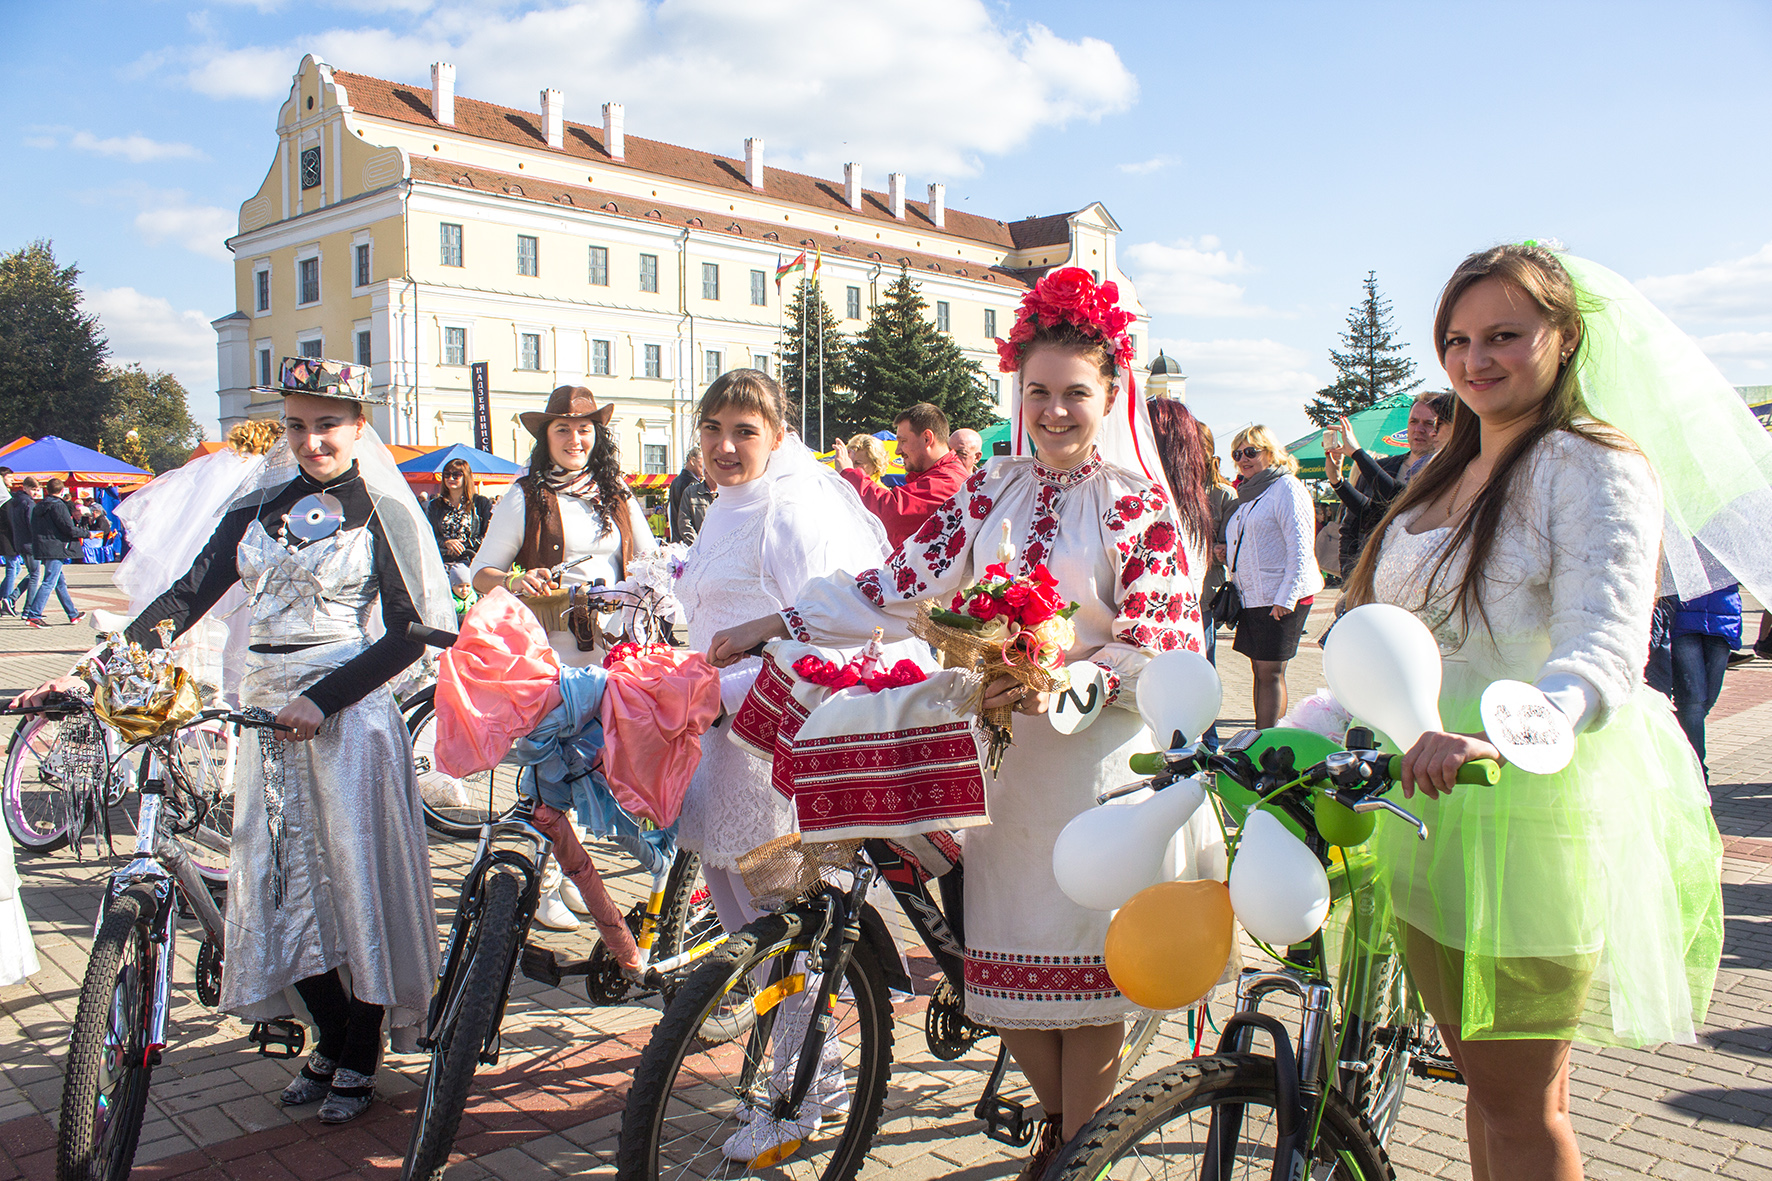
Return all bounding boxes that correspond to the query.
[24,559,76,621]
[1647,631,1729,781]
[0,554,22,604]
[18,557,42,613]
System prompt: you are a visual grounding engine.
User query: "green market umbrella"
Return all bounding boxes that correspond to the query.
[1286,393,1418,480]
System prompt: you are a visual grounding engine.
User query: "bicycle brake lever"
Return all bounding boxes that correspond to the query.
[1350,796,1429,840]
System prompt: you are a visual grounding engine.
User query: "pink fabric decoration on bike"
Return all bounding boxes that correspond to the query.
[598,646,721,827]
[434,588,563,777]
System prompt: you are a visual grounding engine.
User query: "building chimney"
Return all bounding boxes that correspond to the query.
[927,182,946,228]
[602,102,625,160]
[430,62,455,126]
[745,137,764,190]
[541,88,564,149]
[889,173,906,219]
[844,162,862,211]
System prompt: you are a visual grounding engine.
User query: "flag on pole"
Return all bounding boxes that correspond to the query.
[775,251,808,289]
[812,243,823,285]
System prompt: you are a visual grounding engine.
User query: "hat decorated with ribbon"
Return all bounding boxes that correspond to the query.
[520,385,616,438]
[255,356,384,404]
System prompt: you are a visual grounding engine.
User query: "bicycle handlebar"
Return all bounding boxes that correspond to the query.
[407,622,458,649]
[1126,747,1498,786]
[0,691,89,717]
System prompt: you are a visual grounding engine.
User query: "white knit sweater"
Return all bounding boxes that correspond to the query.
[1225,472,1324,611]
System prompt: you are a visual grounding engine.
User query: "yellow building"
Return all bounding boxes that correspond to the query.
[217,54,1151,471]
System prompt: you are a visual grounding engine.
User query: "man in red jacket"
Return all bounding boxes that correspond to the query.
[833,402,970,550]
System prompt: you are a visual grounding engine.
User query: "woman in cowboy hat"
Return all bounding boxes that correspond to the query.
[471,384,655,931]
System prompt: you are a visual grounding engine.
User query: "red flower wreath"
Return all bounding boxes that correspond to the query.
[994,267,1138,374]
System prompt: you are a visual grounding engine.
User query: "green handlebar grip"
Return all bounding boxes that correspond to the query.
[1128,751,1167,776]
[1383,755,1501,785]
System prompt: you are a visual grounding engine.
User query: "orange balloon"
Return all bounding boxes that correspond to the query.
[1105,879,1235,1010]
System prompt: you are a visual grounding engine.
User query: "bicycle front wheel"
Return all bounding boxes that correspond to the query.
[404,689,524,839]
[402,868,524,1181]
[1051,1053,1394,1181]
[618,912,894,1181]
[58,884,159,1181]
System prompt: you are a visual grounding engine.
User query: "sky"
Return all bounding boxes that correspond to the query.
[3,0,1769,449]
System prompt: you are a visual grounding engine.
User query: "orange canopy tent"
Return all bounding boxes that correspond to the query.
[0,436,34,459]
[186,441,228,462]
[626,473,674,492]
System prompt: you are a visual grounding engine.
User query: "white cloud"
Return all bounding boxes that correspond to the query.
[132,192,235,261]
[1123,236,1271,318]
[170,0,1137,178]
[1695,330,1772,380]
[82,286,218,401]
[68,131,205,163]
[1151,336,1324,447]
[22,136,57,149]
[1118,155,1177,176]
[1636,242,1772,323]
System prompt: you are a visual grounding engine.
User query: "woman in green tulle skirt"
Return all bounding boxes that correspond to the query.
[1341,243,1726,1181]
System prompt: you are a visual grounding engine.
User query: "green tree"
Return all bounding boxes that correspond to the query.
[775,280,852,450]
[0,240,110,447]
[1305,271,1422,427]
[98,365,203,473]
[845,267,999,435]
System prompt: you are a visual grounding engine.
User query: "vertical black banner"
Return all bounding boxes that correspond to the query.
[471,362,491,451]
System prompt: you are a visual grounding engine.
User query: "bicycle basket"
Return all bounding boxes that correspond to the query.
[736,833,863,910]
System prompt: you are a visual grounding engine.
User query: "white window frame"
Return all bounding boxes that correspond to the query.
[353,318,373,367]
[639,253,659,293]
[641,440,670,476]
[517,330,544,372]
[253,260,272,316]
[704,348,723,384]
[641,341,666,380]
[749,269,766,306]
[256,341,273,387]
[984,308,997,339]
[297,333,324,359]
[935,301,950,333]
[351,232,373,293]
[846,286,861,320]
[752,353,770,376]
[591,338,613,376]
[295,244,322,308]
[589,245,609,287]
[517,234,539,277]
[441,323,471,368]
[701,262,719,301]
[440,222,464,267]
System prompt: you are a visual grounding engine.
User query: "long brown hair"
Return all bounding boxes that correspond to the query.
[1145,397,1215,551]
[439,457,477,506]
[1341,244,1633,636]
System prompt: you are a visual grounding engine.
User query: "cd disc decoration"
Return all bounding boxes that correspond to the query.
[284,493,345,542]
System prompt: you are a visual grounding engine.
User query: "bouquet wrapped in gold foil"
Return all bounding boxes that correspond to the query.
[78,622,202,743]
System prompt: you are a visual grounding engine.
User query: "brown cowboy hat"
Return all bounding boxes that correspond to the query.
[520,385,615,438]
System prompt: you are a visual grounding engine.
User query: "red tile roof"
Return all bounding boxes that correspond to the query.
[407,158,1034,291]
[333,68,1071,256]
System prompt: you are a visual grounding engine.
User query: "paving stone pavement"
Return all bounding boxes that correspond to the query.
[2,566,1771,1180]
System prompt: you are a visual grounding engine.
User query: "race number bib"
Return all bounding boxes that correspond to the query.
[1050,663,1107,735]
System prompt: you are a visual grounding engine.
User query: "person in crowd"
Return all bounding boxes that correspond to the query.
[18,358,455,1123]
[832,403,970,549]
[426,457,492,592]
[1196,421,1236,749]
[1327,393,1454,578]
[949,427,985,473]
[0,468,16,615]
[1647,583,1741,784]
[1342,244,1722,1181]
[1149,400,1226,750]
[1313,501,1342,585]
[24,479,85,628]
[843,433,889,484]
[673,368,926,1161]
[668,447,716,544]
[712,270,1207,1178]
[1223,426,1321,728]
[6,478,40,616]
[473,384,656,932]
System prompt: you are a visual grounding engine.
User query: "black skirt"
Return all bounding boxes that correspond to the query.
[1232,600,1313,661]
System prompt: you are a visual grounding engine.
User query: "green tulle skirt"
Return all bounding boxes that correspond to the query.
[1370,685,1723,1046]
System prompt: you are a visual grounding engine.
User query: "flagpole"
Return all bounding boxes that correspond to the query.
[799,274,808,436]
[817,282,825,451]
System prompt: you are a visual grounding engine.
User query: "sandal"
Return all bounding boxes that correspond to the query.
[1018,1112,1064,1181]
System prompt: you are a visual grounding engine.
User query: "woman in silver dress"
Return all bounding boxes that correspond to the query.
[31,358,453,1123]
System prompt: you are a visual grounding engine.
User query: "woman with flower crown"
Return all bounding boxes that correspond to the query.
[714,268,1209,1178]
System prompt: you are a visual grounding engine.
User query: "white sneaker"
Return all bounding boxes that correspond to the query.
[533,885,581,931]
[721,1111,816,1163]
[559,876,588,915]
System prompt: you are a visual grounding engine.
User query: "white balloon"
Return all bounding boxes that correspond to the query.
[1322,603,1443,752]
[1137,650,1223,747]
[1227,810,1332,946]
[1053,777,1207,911]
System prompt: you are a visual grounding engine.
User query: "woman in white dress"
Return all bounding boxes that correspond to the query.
[473,384,656,931]
[713,270,1207,1177]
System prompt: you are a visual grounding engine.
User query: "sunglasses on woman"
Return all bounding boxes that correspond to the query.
[1232,447,1267,461]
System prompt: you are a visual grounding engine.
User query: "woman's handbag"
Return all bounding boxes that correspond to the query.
[1209,490,1269,629]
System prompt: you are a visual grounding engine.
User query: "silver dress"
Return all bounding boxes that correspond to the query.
[223,520,440,1033]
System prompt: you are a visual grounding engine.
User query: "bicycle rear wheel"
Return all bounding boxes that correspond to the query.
[4,713,122,855]
[404,689,524,839]
[402,868,524,1181]
[1051,1053,1394,1181]
[617,912,893,1181]
[1338,939,1429,1146]
[58,884,160,1181]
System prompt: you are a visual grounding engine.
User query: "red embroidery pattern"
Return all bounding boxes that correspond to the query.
[1020,482,1061,574]
[964,948,1122,1003]
[787,721,987,838]
[1101,666,1123,707]
[1106,485,1203,656]
[856,568,886,607]
[729,652,802,764]
[782,606,812,643]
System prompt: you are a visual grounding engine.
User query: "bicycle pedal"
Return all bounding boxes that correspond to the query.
[520,943,593,988]
[248,1019,306,1059]
[975,1094,1033,1147]
[1411,1055,1465,1085]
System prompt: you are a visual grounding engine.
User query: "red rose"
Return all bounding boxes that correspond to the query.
[967,593,1000,622]
[1121,556,1145,587]
[1028,562,1058,588]
[1035,268,1095,318]
[996,338,1021,373]
[951,591,967,612]
[985,561,1010,580]
[1116,494,1145,521]
[1144,522,1176,553]
[1021,583,1064,626]
[1002,582,1031,617]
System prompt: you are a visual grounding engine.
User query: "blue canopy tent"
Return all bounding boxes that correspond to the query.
[2,436,150,487]
[397,443,521,490]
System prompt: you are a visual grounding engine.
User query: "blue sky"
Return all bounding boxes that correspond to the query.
[3,0,1768,447]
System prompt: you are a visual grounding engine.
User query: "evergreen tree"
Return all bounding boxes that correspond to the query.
[774,280,852,449]
[0,240,110,446]
[98,365,204,473]
[1305,271,1422,427]
[845,267,999,435]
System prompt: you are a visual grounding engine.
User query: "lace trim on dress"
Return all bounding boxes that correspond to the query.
[1033,452,1104,489]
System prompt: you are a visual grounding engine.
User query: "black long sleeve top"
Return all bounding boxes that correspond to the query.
[125,463,424,717]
